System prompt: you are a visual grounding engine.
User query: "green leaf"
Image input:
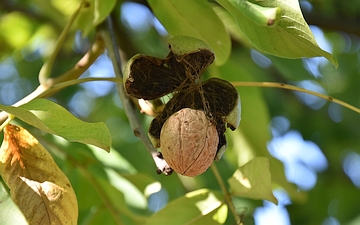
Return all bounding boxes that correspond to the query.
[210,51,307,202]
[146,189,227,225]
[93,175,148,224]
[90,146,137,173]
[0,98,111,152]
[104,168,147,210]
[228,157,278,204]
[268,56,313,80]
[76,0,117,36]
[0,12,35,49]
[216,0,338,67]
[0,182,28,225]
[62,146,147,224]
[212,4,254,49]
[121,173,158,194]
[148,0,231,65]
[168,35,213,57]
[232,0,282,26]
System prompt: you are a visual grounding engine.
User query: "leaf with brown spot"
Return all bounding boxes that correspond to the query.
[0,124,78,225]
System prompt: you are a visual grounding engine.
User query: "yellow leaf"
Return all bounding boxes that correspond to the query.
[0,124,78,225]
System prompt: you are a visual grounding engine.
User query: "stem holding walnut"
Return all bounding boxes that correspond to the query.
[98,17,172,175]
[0,35,105,124]
[211,164,242,224]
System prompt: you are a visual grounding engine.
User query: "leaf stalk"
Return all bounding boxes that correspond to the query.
[0,114,15,132]
[211,163,241,224]
[231,81,360,114]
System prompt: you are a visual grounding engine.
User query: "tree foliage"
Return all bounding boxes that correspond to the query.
[1,0,360,224]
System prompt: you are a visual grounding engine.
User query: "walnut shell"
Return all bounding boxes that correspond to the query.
[160,108,219,177]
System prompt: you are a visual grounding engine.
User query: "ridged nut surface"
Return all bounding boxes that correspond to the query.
[160,108,219,177]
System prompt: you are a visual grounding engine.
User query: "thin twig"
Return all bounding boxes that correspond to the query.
[210,164,241,225]
[38,77,122,98]
[38,0,86,84]
[0,37,105,124]
[231,81,360,114]
[0,114,15,132]
[98,17,172,175]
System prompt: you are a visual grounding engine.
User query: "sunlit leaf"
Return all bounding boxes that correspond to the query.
[216,0,338,67]
[212,4,254,49]
[0,98,111,152]
[230,0,282,27]
[104,168,147,210]
[0,12,35,49]
[28,0,66,28]
[228,157,278,204]
[92,175,148,224]
[90,145,137,173]
[0,182,28,225]
[58,143,147,224]
[148,0,231,65]
[210,51,307,202]
[76,0,117,36]
[51,0,81,16]
[121,173,158,194]
[0,124,78,224]
[146,189,227,225]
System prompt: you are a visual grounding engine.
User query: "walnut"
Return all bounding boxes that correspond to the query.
[160,108,219,177]
[124,36,241,175]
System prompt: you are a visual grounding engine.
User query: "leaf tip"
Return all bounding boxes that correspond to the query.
[332,55,339,68]
[268,193,279,205]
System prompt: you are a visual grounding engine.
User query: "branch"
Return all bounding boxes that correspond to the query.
[98,17,172,175]
[110,13,139,58]
[231,82,360,114]
[38,0,86,84]
[0,36,105,124]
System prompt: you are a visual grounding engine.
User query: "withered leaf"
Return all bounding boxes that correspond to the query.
[0,124,78,225]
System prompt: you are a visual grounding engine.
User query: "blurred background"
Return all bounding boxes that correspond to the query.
[1,0,360,224]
